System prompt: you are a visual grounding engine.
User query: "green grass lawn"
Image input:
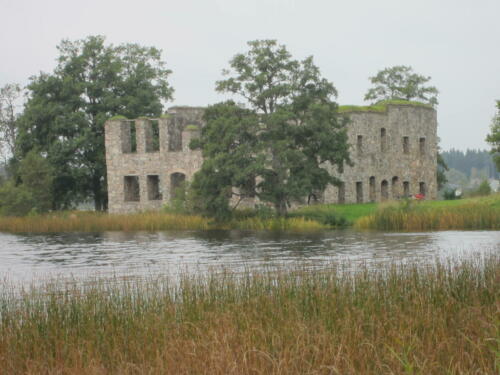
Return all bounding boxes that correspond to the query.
[292,193,500,228]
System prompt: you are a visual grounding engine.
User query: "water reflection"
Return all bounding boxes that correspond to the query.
[0,230,498,284]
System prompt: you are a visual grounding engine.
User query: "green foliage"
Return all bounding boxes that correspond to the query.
[192,40,350,217]
[441,148,498,179]
[443,188,459,200]
[437,151,448,190]
[364,66,439,106]
[0,150,53,216]
[162,181,191,214]
[0,182,35,216]
[185,124,199,131]
[485,100,500,171]
[474,180,492,196]
[16,35,174,210]
[108,115,128,120]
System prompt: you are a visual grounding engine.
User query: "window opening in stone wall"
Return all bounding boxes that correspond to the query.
[168,123,182,152]
[356,182,363,203]
[145,120,160,153]
[369,176,376,202]
[170,172,186,201]
[391,176,399,199]
[381,128,387,152]
[403,136,409,154]
[403,181,410,197]
[419,137,426,156]
[337,182,345,204]
[357,135,363,155]
[124,176,140,202]
[147,175,162,200]
[381,180,389,201]
[122,122,137,153]
[419,182,426,196]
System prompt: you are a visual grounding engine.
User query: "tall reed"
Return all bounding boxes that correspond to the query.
[0,211,326,233]
[355,199,500,231]
[0,255,498,374]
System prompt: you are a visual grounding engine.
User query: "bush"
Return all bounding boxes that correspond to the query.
[0,151,53,216]
[0,182,36,216]
[467,180,492,197]
[443,188,459,200]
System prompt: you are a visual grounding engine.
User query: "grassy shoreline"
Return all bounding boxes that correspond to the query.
[0,194,497,233]
[1,255,498,374]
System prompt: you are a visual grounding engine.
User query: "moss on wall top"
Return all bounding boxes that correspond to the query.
[185,124,200,131]
[338,100,433,114]
[108,115,128,121]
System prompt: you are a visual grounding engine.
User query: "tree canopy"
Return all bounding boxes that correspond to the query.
[190,40,350,217]
[16,35,173,210]
[364,65,439,106]
[485,100,500,171]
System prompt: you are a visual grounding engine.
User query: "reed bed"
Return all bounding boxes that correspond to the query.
[0,255,498,374]
[0,211,211,233]
[0,211,326,233]
[230,216,327,232]
[355,200,500,231]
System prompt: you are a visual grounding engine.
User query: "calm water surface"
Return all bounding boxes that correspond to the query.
[0,230,498,284]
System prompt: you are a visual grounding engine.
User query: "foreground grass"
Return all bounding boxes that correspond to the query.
[0,255,498,374]
[355,194,500,231]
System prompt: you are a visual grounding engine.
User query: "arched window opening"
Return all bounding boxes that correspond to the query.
[369,176,376,202]
[356,182,363,203]
[381,180,389,201]
[403,181,410,198]
[391,176,399,199]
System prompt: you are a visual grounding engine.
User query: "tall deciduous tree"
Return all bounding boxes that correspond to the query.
[16,35,173,210]
[0,83,22,164]
[191,40,350,217]
[364,65,439,106]
[486,100,500,171]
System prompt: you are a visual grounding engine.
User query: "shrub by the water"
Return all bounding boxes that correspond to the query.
[0,255,498,374]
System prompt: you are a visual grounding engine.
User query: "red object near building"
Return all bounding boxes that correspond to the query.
[415,193,425,201]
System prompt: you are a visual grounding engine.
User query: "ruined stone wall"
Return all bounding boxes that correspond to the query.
[323,104,438,204]
[105,103,437,213]
[105,107,204,213]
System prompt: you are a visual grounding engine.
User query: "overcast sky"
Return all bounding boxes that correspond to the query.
[1,0,499,151]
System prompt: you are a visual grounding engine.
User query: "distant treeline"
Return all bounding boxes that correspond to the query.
[441,149,498,179]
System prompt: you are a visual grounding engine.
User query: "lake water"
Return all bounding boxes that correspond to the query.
[0,230,498,285]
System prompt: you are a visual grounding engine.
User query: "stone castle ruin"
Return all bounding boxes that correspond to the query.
[105,103,437,213]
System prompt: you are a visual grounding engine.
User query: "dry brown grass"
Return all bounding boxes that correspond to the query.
[0,211,326,233]
[0,255,498,374]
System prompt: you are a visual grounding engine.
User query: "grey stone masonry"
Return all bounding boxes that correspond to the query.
[105,103,438,213]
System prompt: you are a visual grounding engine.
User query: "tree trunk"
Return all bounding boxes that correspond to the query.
[275,200,288,216]
[92,174,103,211]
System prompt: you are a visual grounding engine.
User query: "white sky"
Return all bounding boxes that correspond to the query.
[1,0,499,150]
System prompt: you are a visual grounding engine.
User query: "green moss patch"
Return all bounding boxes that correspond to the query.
[108,115,128,121]
[338,100,433,114]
